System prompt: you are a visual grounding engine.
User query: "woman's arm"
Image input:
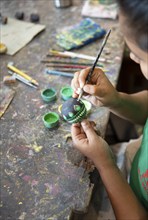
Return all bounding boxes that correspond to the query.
[109,90,148,125]
[71,68,148,125]
[71,120,148,220]
[96,161,148,220]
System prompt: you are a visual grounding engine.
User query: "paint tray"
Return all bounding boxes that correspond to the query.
[56,18,106,50]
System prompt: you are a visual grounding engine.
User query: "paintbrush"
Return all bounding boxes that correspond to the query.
[47,67,80,72]
[41,59,104,67]
[46,66,107,73]
[46,63,92,69]
[46,69,73,77]
[78,29,111,101]
[49,49,108,63]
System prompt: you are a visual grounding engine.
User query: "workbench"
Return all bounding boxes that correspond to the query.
[0,0,124,219]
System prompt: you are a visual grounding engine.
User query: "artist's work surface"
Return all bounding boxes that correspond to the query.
[0,0,124,219]
[1,18,45,55]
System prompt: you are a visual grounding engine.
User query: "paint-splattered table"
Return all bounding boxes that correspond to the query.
[0,0,124,219]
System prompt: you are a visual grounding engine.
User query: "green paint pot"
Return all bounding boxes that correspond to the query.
[41,88,57,102]
[60,86,73,101]
[42,112,59,128]
[81,99,92,115]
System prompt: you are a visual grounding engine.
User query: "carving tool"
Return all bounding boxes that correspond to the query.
[8,70,38,89]
[78,29,111,101]
[7,62,39,87]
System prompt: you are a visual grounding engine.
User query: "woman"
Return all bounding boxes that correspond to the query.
[71,0,148,219]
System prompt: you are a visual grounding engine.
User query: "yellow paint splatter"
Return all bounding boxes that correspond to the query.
[32,142,43,153]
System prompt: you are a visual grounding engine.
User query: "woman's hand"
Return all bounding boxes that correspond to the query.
[71,120,115,168]
[71,67,119,108]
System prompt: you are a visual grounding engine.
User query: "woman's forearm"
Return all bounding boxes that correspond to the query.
[109,90,148,125]
[96,162,148,220]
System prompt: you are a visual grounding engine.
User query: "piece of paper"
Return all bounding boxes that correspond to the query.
[1,18,45,55]
[81,0,118,20]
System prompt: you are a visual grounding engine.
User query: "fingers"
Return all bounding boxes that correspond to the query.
[81,120,97,141]
[71,72,80,98]
[71,67,104,97]
[71,123,81,137]
[71,120,97,140]
[78,68,91,88]
[72,71,80,89]
[71,68,91,96]
[83,84,98,95]
[89,121,96,129]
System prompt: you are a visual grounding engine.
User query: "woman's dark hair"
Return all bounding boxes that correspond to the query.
[117,0,148,51]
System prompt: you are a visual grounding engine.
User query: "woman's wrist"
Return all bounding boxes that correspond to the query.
[94,156,117,174]
[108,91,122,111]
[92,148,116,171]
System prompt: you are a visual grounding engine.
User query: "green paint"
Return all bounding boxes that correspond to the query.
[43,89,55,97]
[41,88,57,102]
[61,86,73,101]
[81,99,92,114]
[62,88,72,96]
[74,105,81,111]
[43,112,59,128]
[44,114,58,123]
[69,112,74,117]
[63,115,67,120]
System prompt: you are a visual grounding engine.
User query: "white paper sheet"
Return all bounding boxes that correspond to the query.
[1,18,45,55]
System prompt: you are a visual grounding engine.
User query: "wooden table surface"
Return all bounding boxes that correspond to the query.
[0,0,124,219]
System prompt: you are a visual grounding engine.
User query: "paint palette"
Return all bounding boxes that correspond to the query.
[56,18,106,50]
[61,98,87,123]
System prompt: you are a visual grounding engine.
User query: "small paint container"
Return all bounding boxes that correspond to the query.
[81,99,92,115]
[60,86,73,101]
[41,88,57,102]
[42,112,59,128]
